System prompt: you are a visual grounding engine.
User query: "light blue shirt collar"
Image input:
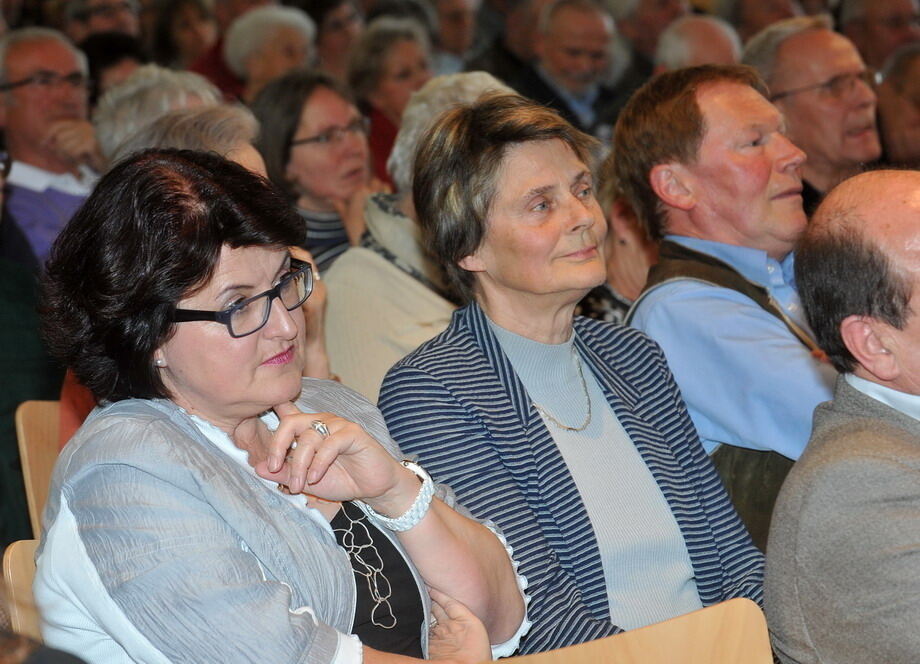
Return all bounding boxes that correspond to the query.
[845,373,920,422]
[665,235,796,288]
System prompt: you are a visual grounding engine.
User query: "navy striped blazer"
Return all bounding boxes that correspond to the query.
[379,303,763,654]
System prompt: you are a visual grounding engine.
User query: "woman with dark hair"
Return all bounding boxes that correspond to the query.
[151,0,217,70]
[294,0,364,82]
[35,149,527,663]
[378,93,763,653]
[253,69,387,271]
[347,16,432,186]
[78,31,148,106]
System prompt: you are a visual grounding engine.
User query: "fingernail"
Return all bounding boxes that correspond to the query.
[268,455,281,473]
[307,469,318,484]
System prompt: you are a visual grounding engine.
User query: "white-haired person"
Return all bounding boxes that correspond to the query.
[223,5,316,104]
[93,63,221,160]
[0,28,102,268]
[348,17,432,186]
[324,72,512,402]
[653,14,741,72]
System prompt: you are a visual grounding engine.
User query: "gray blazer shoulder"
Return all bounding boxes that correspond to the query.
[766,376,920,664]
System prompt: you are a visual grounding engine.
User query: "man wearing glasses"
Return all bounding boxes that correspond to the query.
[0,28,101,269]
[743,15,881,215]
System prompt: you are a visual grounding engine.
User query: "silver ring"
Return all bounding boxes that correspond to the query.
[429,617,438,630]
[311,419,330,437]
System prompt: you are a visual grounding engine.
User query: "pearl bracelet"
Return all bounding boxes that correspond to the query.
[363,460,434,532]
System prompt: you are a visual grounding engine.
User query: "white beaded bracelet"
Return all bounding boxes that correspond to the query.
[363,460,434,532]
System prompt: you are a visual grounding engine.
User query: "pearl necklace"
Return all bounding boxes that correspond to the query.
[531,352,592,432]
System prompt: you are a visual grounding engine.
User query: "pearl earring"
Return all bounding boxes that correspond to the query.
[154,358,166,367]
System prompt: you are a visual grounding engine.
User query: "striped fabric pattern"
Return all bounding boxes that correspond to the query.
[298,208,349,273]
[379,303,764,654]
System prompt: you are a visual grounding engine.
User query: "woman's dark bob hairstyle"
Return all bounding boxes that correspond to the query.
[41,149,305,403]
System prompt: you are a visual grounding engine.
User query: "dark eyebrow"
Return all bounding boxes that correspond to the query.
[214,254,291,300]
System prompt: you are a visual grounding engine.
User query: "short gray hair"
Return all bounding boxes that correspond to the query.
[109,104,259,165]
[93,64,221,158]
[0,28,87,81]
[387,71,513,193]
[348,16,429,103]
[655,15,740,70]
[742,14,833,85]
[223,6,316,79]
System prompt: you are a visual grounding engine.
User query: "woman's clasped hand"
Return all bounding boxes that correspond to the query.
[256,404,415,507]
[35,149,525,664]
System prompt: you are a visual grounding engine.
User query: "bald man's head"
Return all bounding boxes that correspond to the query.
[797,170,920,382]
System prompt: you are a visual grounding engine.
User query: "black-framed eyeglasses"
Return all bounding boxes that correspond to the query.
[770,70,876,102]
[290,116,370,147]
[0,70,91,92]
[170,259,313,338]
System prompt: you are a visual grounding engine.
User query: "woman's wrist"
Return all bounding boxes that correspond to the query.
[362,461,434,530]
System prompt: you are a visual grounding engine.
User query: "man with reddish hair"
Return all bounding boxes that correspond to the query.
[618,65,836,548]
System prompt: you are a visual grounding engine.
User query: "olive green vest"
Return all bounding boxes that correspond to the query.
[628,240,821,551]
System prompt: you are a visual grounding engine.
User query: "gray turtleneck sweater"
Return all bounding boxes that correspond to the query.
[489,319,702,629]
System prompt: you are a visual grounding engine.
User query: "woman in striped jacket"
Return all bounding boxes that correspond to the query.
[379,93,764,654]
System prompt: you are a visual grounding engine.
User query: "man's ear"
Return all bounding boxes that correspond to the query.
[649,163,694,211]
[840,314,899,382]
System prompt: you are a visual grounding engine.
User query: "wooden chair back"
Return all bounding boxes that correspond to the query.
[15,400,60,537]
[495,598,772,663]
[2,539,41,641]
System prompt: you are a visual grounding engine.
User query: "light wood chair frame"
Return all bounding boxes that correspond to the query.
[15,400,60,537]
[2,539,41,641]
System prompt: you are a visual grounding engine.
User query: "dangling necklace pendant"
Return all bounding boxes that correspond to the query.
[531,351,592,432]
